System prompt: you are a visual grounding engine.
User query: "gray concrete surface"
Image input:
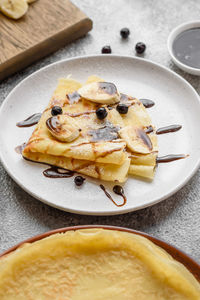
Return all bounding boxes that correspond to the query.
[0,0,200,261]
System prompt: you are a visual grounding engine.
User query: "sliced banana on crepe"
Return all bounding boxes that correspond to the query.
[0,0,28,19]
[119,125,153,154]
[78,82,120,104]
[46,115,80,142]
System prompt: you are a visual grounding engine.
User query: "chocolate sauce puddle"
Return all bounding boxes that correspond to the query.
[99,184,127,207]
[156,125,182,135]
[16,113,42,127]
[140,99,155,108]
[15,143,26,154]
[156,154,187,163]
[43,166,74,178]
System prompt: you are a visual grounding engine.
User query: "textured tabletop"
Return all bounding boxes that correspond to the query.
[0,0,200,261]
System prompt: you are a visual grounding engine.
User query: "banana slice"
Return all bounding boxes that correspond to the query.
[78,82,120,104]
[46,115,80,143]
[0,0,28,19]
[119,126,153,154]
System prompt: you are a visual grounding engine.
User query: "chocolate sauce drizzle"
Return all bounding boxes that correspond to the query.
[99,184,127,207]
[16,113,42,127]
[145,125,154,134]
[99,82,117,95]
[145,124,182,135]
[136,128,153,150]
[67,92,81,104]
[65,110,96,117]
[120,93,135,102]
[156,125,182,135]
[156,154,186,163]
[43,166,74,178]
[88,124,120,142]
[46,116,60,133]
[15,143,26,154]
[140,99,155,108]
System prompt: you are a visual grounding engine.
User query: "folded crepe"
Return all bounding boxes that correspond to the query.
[23,75,158,182]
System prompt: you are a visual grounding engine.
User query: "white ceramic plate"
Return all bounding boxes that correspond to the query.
[1,55,200,215]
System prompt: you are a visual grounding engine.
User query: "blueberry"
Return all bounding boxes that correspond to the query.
[120,27,130,39]
[51,106,62,116]
[74,176,85,186]
[101,45,112,54]
[135,42,146,54]
[96,107,108,120]
[116,103,128,114]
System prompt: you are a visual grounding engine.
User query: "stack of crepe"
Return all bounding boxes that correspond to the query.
[23,75,158,182]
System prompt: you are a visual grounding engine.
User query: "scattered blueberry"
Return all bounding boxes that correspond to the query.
[120,27,130,39]
[116,103,129,114]
[101,45,112,54]
[96,107,108,120]
[135,42,146,54]
[51,106,63,116]
[74,176,85,186]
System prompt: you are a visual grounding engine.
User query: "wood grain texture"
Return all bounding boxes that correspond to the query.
[0,0,92,81]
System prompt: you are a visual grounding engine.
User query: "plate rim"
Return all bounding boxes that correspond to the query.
[0,225,199,281]
[0,54,200,215]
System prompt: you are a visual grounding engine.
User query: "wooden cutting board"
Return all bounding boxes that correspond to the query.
[0,0,92,81]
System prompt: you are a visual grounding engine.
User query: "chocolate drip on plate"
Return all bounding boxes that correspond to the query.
[100,184,127,207]
[156,154,186,163]
[140,99,155,108]
[16,113,42,127]
[113,185,127,206]
[43,166,74,178]
[156,124,182,135]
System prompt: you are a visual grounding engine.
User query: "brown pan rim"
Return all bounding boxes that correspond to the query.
[0,225,199,282]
